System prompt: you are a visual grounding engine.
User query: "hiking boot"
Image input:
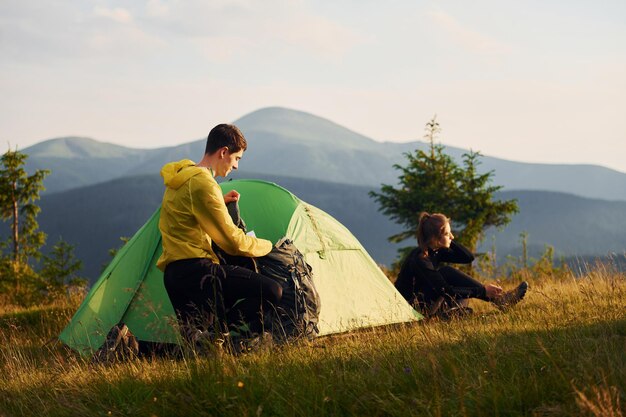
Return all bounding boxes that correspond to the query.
[246,331,274,353]
[186,329,228,356]
[92,323,139,364]
[492,281,529,311]
[229,332,274,355]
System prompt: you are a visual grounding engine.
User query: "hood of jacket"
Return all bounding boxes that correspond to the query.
[160,159,208,190]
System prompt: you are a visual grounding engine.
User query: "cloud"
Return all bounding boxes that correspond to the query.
[140,0,367,61]
[94,6,133,24]
[0,2,162,64]
[192,35,254,63]
[85,25,164,59]
[146,0,169,18]
[266,11,367,59]
[1,0,367,68]
[428,9,510,56]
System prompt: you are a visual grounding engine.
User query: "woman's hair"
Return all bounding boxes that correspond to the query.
[416,212,450,250]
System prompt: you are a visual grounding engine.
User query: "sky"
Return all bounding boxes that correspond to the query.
[1,0,625,172]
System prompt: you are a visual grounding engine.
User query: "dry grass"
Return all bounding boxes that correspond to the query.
[0,270,624,417]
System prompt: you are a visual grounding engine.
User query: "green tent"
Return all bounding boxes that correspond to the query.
[60,179,421,356]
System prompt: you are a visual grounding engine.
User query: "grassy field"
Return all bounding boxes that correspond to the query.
[0,270,624,417]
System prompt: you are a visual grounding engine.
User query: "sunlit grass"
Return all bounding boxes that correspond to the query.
[1,269,624,417]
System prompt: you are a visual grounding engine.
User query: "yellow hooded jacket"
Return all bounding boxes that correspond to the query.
[156,159,272,271]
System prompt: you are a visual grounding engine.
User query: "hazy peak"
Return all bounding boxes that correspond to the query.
[234,107,379,149]
[23,136,142,159]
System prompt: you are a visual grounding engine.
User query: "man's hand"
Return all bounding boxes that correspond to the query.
[223,190,240,204]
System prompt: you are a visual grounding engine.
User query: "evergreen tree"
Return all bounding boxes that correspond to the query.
[0,148,50,292]
[370,117,460,243]
[370,116,518,255]
[40,238,86,298]
[454,151,519,251]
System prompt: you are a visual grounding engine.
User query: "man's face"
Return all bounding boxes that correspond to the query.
[217,148,243,177]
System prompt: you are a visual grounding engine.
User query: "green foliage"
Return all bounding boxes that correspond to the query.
[370,116,519,253]
[0,148,50,264]
[0,148,86,305]
[476,232,571,282]
[519,231,529,269]
[455,151,520,251]
[0,258,42,304]
[0,148,50,301]
[370,118,456,244]
[475,236,499,279]
[40,238,87,298]
[505,244,570,283]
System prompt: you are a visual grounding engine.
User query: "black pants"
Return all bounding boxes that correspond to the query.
[164,258,282,335]
[420,266,489,311]
[441,266,489,299]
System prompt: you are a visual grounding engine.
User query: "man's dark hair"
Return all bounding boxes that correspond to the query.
[205,124,248,155]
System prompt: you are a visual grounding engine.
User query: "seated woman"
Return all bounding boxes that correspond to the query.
[395,212,528,318]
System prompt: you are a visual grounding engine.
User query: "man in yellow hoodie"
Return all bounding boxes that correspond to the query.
[157,124,281,338]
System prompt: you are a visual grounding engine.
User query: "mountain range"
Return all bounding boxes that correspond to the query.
[24,107,626,201]
[28,173,626,281]
[4,106,625,280]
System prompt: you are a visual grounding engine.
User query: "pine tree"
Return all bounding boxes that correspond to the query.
[0,148,50,292]
[454,150,519,251]
[370,116,461,243]
[40,238,86,298]
[370,116,518,257]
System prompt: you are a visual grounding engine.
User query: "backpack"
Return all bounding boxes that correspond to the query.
[257,237,321,341]
[212,201,321,342]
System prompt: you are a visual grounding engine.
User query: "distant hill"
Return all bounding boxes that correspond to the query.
[23,137,162,192]
[24,136,145,159]
[30,172,402,281]
[483,190,626,257]
[238,108,626,201]
[22,107,626,200]
[236,106,384,150]
[35,174,164,279]
[1,172,619,282]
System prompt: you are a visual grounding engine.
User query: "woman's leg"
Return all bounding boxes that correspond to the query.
[439,265,489,302]
[438,266,529,310]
